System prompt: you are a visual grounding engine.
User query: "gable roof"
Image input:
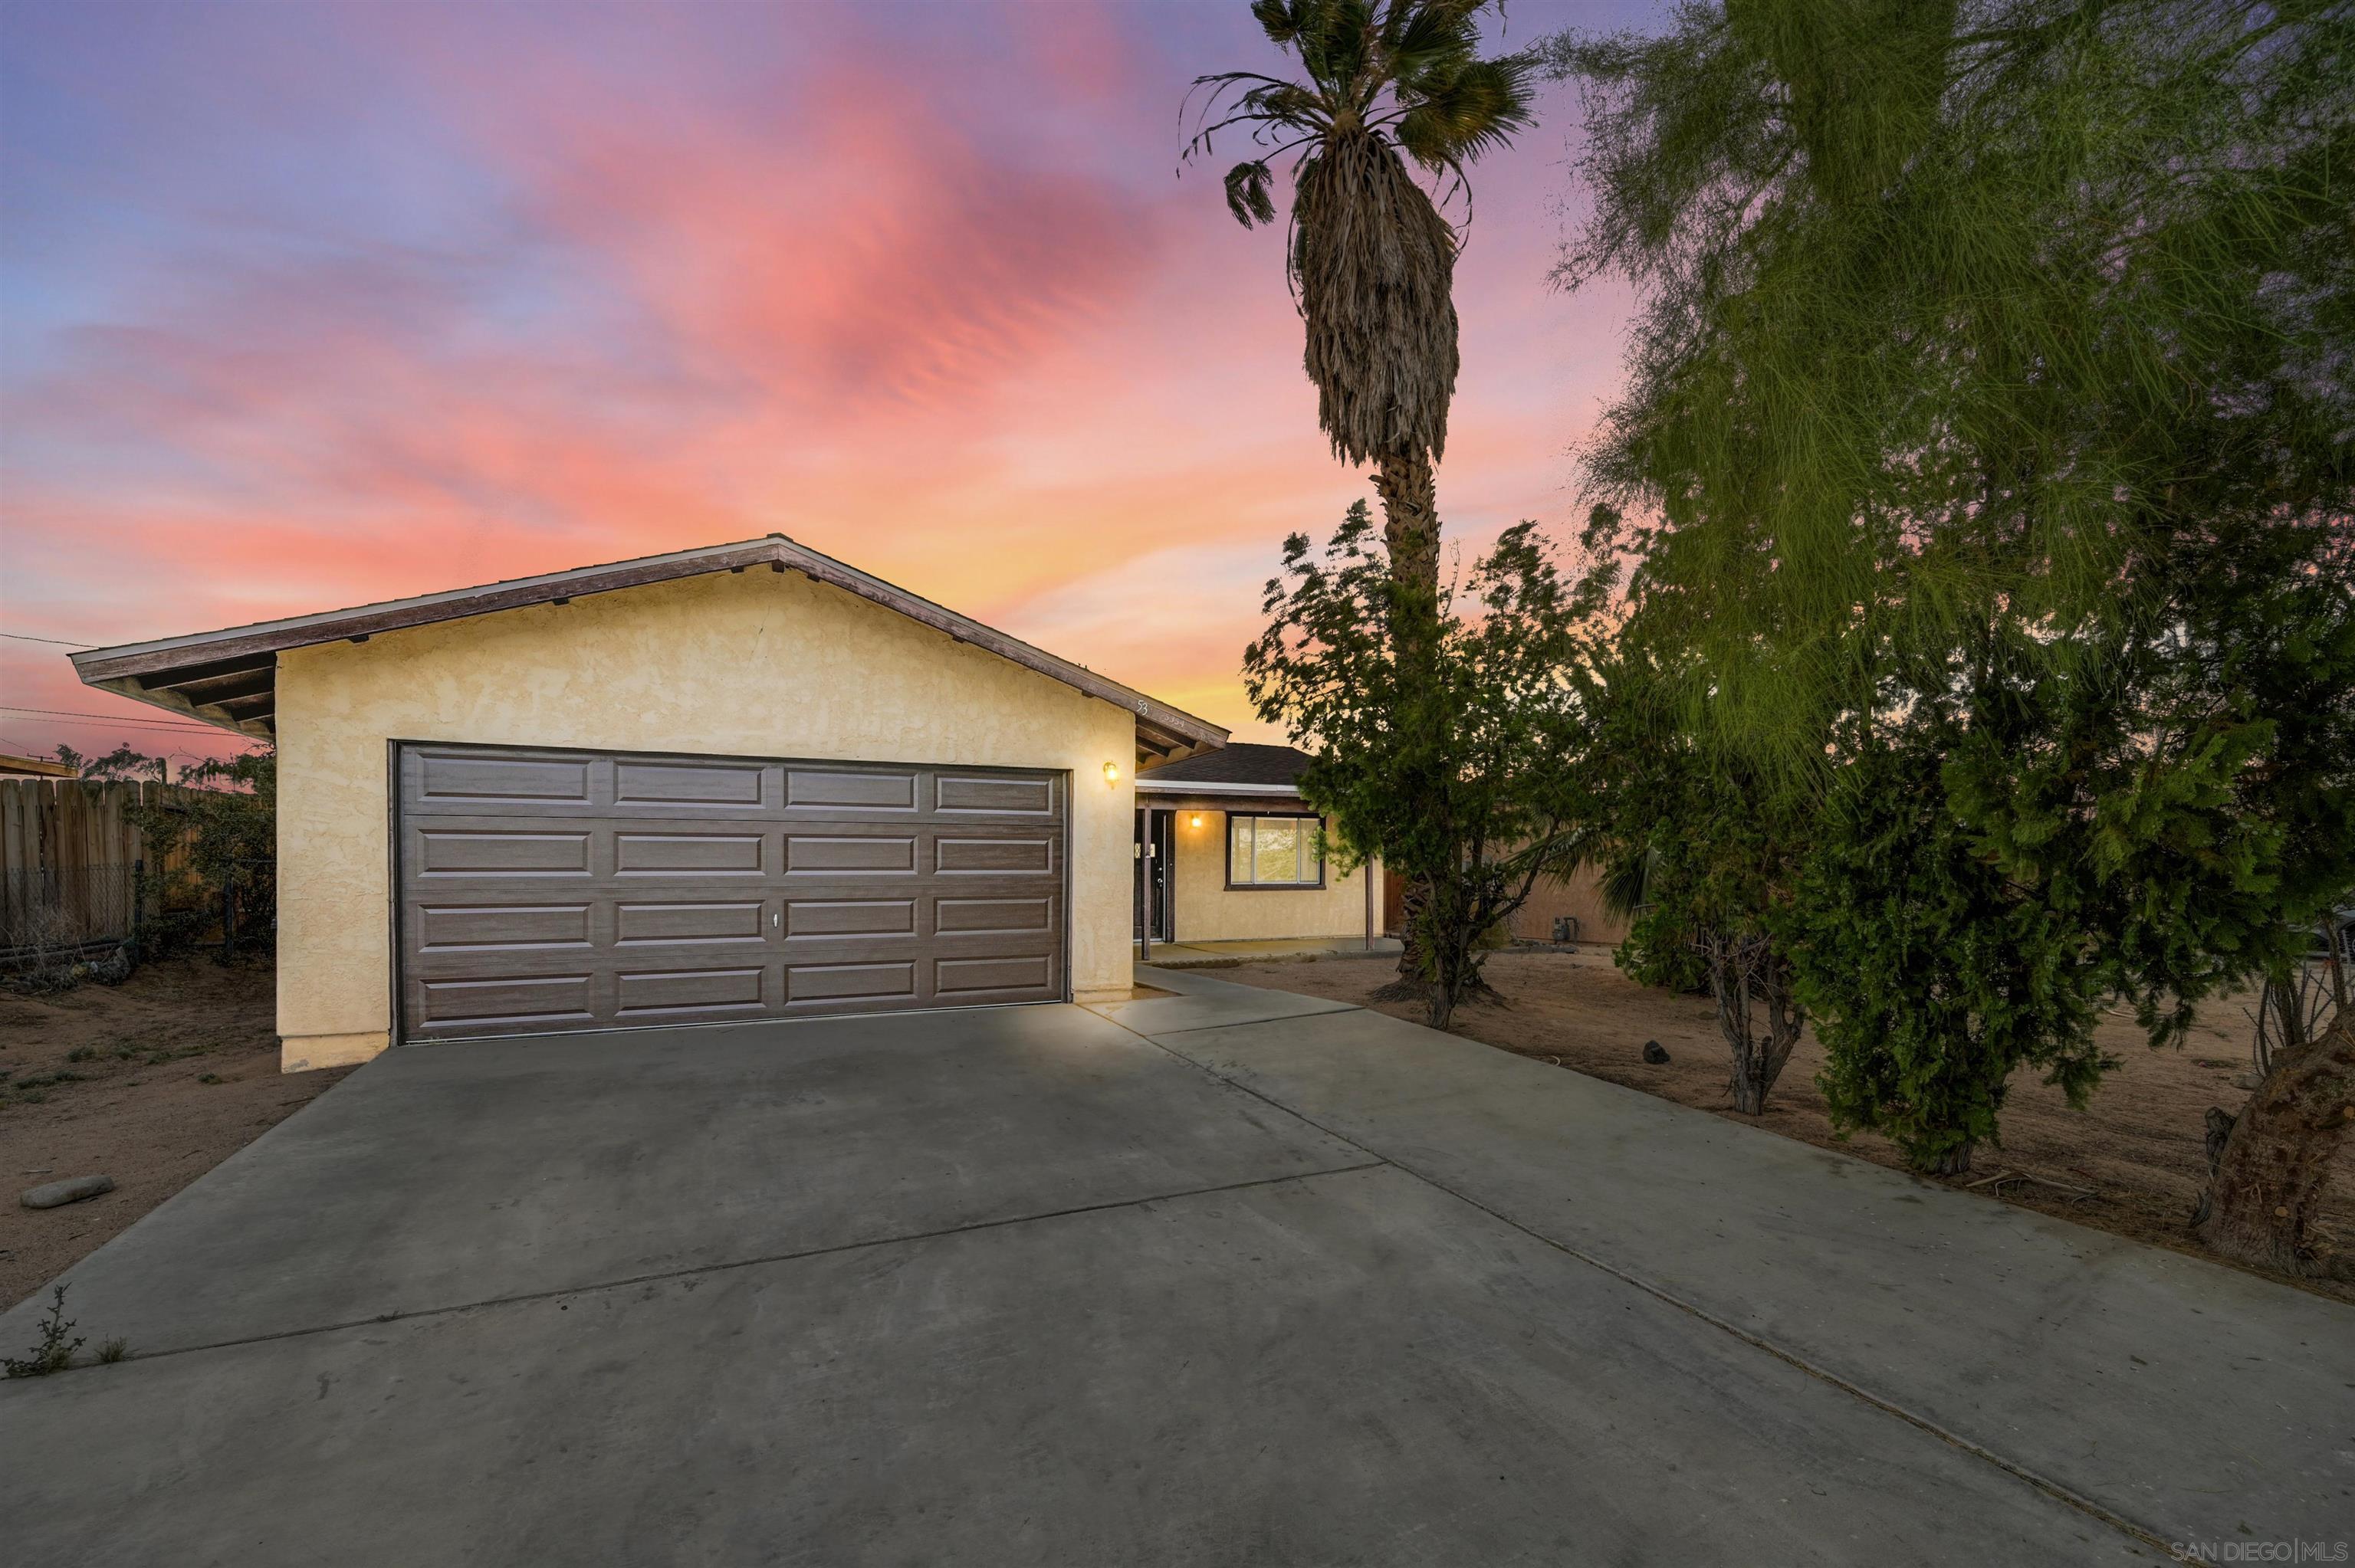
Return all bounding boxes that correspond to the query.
[67,535,1230,757]
[1136,742,1309,792]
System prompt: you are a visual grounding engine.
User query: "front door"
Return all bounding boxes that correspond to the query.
[1133,808,1173,944]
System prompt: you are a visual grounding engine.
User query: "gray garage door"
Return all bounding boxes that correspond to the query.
[396,743,1067,1042]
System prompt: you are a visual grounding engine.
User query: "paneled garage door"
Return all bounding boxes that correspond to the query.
[395,743,1067,1041]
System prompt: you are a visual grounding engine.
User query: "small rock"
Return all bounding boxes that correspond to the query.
[21,1175,114,1210]
[1642,1040,1671,1065]
[2231,1071,2264,1091]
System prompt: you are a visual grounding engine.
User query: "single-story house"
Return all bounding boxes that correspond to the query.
[1143,745,1614,955]
[71,536,1266,1071]
[1132,743,1380,952]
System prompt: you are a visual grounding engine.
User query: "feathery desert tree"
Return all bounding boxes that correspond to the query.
[1549,0,2355,1267]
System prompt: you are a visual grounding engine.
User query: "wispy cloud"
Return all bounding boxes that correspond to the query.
[0,0,1637,759]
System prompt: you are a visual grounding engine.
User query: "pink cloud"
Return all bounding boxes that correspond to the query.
[3,5,1616,761]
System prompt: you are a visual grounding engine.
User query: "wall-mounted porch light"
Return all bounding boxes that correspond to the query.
[1189,813,1203,828]
[1103,761,1121,787]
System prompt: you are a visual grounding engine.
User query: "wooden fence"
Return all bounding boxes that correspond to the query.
[0,779,202,953]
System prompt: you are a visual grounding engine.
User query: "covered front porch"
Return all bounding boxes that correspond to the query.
[1131,933,1403,967]
[1130,744,1383,963]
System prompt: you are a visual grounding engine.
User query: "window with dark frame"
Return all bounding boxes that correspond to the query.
[1226,812,1325,889]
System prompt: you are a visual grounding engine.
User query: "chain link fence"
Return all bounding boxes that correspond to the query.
[1,863,141,970]
[1,857,274,984]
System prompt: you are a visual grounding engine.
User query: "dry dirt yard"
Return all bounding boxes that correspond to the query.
[0,958,350,1310]
[1219,947,2355,1306]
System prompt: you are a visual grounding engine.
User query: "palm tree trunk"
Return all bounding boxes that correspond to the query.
[2196,1001,2355,1279]
[1372,445,1444,993]
[1372,448,1442,595]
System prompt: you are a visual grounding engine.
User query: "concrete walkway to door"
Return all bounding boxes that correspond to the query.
[1135,933,1404,967]
[1,971,2346,1565]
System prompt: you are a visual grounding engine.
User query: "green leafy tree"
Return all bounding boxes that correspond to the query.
[2140,517,2355,1273]
[1549,1,2355,1271]
[1578,507,1815,1114]
[126,749,278,959]
[1246,500,1592,1026]
[60,743,168,782]
[1788,533,2350,1202]
[1601,756,1811,1116]
[1792,717,2117,1179]
[172,750,276,907]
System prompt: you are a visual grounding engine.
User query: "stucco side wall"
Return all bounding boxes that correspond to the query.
[1506,861,1633,948]
[274,569,1138,1071]
[1166,809,1377,944]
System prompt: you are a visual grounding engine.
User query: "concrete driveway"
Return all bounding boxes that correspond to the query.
[2,971,2347,1566]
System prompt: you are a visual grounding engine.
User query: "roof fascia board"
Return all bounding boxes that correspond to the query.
[69,536,1226,750]
[68,540,770,682]
[1136,779,1303,795]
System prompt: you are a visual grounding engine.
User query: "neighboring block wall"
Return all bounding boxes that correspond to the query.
[1167,809,1378,944]
[1506,862,1631,948]
[274,569,1138,1071]
[1378,856,1631,949]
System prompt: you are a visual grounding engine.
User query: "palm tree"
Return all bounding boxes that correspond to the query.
[1188,1,1535,990]
[1185,0,1534,602]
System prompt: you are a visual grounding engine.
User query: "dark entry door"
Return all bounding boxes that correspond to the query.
[1133,807,1173,944]
[396,743,1067,1041]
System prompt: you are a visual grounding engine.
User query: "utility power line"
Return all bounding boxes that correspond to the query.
[0,705,236,734]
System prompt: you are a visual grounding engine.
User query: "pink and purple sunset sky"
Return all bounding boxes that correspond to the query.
[0,0,1650,767]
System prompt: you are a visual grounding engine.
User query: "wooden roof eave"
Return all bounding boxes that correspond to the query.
[85,674,276,740]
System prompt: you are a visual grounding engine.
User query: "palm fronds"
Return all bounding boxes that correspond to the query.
[1182,0,1535,470]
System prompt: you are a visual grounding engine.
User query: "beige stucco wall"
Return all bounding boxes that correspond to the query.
[274,568,1139,1071]
[1165,809,1378,944]
[1506,861,1632,948]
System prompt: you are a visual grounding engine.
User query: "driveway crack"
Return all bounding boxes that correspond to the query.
[74,1158,1389,1372]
